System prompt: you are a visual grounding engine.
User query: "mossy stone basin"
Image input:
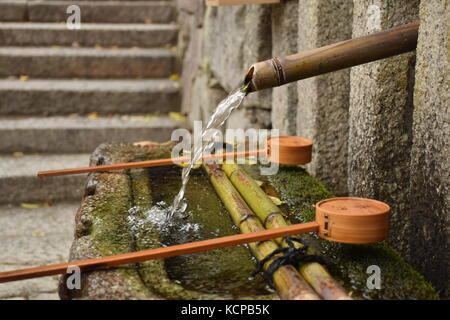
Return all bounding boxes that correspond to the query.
[59,143,438,300]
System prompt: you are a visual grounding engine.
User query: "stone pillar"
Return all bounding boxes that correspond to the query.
[177,0,212,123]
[203,5,272,129]
[270,0,298,135]
[348,1,419,255]
[296,0,353,195]
[409,0,449,298]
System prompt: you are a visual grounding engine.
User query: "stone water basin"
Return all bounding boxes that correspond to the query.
[59,142,438,300]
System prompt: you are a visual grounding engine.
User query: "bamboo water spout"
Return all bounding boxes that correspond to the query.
[244,22,419,92]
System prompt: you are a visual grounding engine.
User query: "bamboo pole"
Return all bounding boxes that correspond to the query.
[245,22,419,92]
[203,163,320,300]
[222,163,351,300]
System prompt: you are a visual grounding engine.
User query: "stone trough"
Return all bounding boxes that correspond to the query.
[59,142,438,300]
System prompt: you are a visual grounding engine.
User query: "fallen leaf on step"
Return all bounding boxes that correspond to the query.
[143,19,153,24]
[94,44,102,49]
[19,75,29,82]
[169,74,180,80]
[51,45,61,49]
[143,113,159,122]
[13,152,24,158]
[32,231,46,237]
[169,112,187,121]
[86,112,99,120]
[21,202,50,209]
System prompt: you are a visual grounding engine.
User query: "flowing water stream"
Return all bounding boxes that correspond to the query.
[167,85,249,220]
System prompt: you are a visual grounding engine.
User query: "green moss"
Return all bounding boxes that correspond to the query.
[89,174,134,256]
[82,143,181,299]
[83,171,155,299]
[256,165,439,300]
[85,145,236,299]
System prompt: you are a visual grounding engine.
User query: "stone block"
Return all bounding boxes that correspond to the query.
[177,0,205,26]
[178,11,206,116]
[0,47,175,79]
[408,0,449,298]
[271,0,298,135]
[296,0,353,195]
[348,0,419,255]
[190,70,228,126]
[28,1,174,24]
[0,79,180,116]
[0,1,27,22]
[204,5,272,110]
[226,106,271,130]
[0,116,182,153]
[0,23,178,48]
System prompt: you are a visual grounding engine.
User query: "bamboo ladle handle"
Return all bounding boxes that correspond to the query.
[0,222,319,283]
[0,197,390,283]
[36,136,313,178]
[37,149,263,178]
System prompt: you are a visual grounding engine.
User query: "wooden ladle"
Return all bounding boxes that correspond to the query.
[0,197,389,283]
[36,136,313,178]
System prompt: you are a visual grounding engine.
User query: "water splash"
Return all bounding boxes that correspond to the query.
[128,202,200,239]
[167,85,248,220]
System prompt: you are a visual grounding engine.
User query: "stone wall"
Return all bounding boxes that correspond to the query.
[177,1,272,129]
[296,0,352,196]
[348,0,419,264]
[408,0,449,298]
[177,0,449,297]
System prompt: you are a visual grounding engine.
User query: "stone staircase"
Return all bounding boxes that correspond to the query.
[0,0,182,205]
[0,0,181,299]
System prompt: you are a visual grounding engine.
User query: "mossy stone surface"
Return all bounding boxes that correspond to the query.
[61,144,438,300]
[60,143,274,300]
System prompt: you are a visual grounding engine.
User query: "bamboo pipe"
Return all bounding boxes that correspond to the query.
[245,22,419,92]
[203,163,320,300]
[222,163,351,300]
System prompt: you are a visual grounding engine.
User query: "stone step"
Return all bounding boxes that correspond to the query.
[0,115,184,153]
[0,22,178,47]
[0,47,176,78]
[0,1,27,22]
[0,202,77,298]
[0,1,175,24]
[0,79,181,116]
[30,0,175,24]
[0,154,88,204]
